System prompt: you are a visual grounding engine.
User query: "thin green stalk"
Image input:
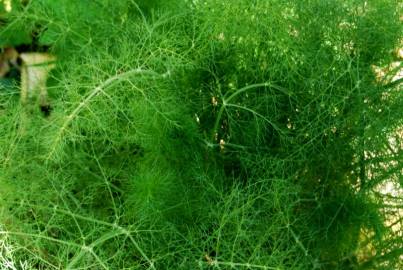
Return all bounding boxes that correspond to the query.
[46,68,163,161]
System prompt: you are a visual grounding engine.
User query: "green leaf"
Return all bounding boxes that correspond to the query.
[0,21,32,47]
[38,26,59,45]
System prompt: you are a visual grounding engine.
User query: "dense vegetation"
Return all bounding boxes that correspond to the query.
[0,0,402,269]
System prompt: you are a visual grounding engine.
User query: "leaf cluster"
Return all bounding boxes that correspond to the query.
[0,0,402,269]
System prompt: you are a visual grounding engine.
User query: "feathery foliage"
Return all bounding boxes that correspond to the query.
[0,0,402,269]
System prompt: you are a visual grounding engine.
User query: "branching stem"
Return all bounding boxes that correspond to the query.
[46,68,163,161]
